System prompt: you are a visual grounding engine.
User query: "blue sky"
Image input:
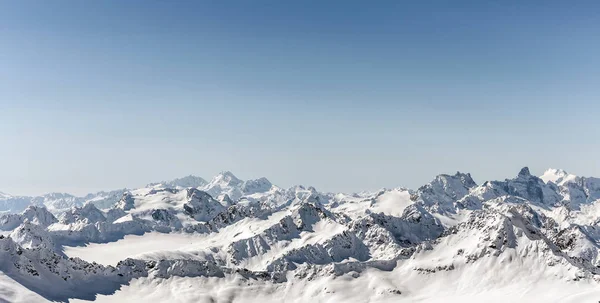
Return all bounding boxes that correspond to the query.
[1,1,599,195]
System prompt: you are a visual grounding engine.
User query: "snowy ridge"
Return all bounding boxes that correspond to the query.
[1,167,600,302]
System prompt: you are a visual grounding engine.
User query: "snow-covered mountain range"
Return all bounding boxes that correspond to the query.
[1,168,600,302]
[0,174,212,214]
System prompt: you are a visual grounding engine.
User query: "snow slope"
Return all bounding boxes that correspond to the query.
[1,167,600,302]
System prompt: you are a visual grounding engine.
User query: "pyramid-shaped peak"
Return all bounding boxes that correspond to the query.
[217,171,240,180]
[518,167,531,177]
[208,171,243,186]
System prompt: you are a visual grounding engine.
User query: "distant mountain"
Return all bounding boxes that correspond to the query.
[0,190,129,214]
[0,175,209,214]
[146,175,208,189]
[2,167,600,302]
[201,171,274,201]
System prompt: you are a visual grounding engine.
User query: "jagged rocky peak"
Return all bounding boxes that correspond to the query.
[186,188,215,202]
[115,192,135,211]
[148,209,183,229]
[468,167,563,207]
[539,168,600,206]
[506,167,561,205]
[60,203,106,224]
[0,205,57,232]
[292,201,329,223]
[414,171,477,213]
[184,188,225,222]
[290,185,328,205]
[552,225,600,267]
[9,221,54,249]
[21,205,57,227]
[454,171,477,188]
[518,166,531,177]
[424,171,477,195]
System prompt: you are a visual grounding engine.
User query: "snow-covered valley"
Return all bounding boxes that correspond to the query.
[1,168,600,302]
[62,232,205,266]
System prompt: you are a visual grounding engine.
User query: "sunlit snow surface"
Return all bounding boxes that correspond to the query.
[63,232,206,265]
[70,272,600,303]
[3,169,600,302]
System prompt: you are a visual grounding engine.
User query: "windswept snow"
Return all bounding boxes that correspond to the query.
[2,167,600,302]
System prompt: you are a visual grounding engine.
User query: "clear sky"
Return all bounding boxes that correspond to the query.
[1,1,599,196]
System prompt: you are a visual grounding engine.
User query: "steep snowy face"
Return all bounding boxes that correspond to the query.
[465,167,562,208]
[115,192,136,211]
[20,206,58,227]
[288,185,331,206]
[202,171,244,201]
[9,222,55,249]
[59,203,106,224]
[0,206,57,232]
[0,214,24,231]
[183,189,225,222]
[553,225,600,267]
[206,171,242,189]
[413,172,477,214]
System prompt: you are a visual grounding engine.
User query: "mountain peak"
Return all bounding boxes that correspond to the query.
[518,167,531,177]
[218,171,238,179]
[212,171,242,185]
[540,168,570,183]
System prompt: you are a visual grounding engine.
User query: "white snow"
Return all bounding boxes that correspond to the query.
[4,167,600,302]
[63,232,207,265]
[0,272,48,302]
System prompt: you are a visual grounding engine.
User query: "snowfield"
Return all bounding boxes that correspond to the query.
[1,168,600,302]
[63,232,206,266]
